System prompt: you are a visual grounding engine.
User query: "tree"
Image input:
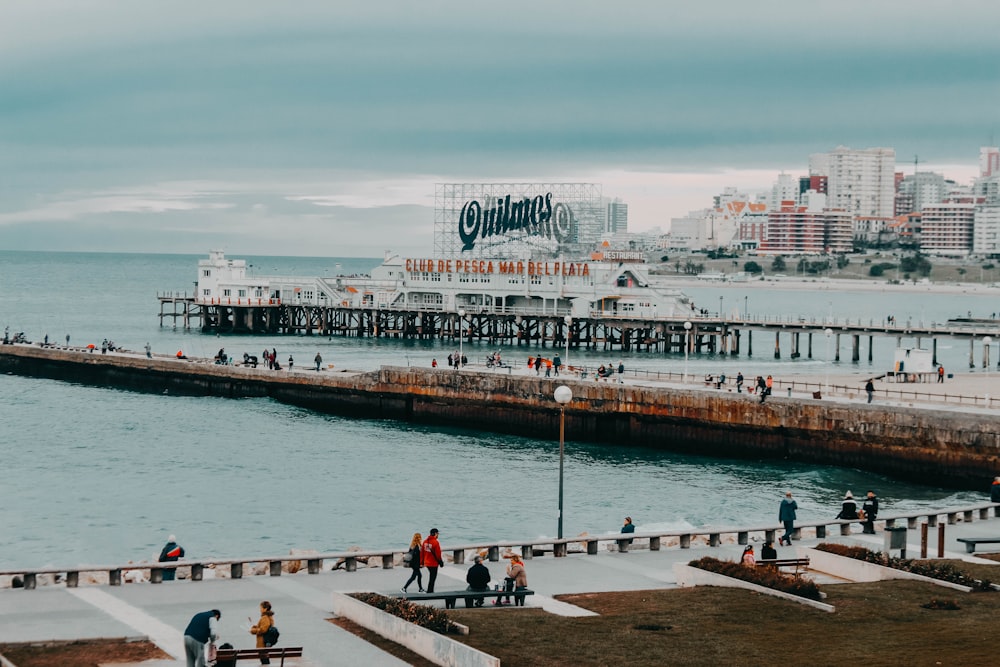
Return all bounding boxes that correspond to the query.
[797,258,809,274]
[899,254,932,277]
[771,256,786,272]
[743,261,763,274]
[836,255,850,270]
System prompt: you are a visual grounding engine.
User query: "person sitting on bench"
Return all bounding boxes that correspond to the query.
[465,556,491,608]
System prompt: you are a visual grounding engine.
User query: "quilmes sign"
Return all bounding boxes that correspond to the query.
[458,192,573,251]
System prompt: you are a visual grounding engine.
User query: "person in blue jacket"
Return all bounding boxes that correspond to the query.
[778,491,798,546]
[183,609,220,667]
[159,535,185,581]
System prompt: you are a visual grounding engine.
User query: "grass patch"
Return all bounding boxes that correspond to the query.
[816,543,995,590]
[448,582,1000,666]
[0,638,167,667]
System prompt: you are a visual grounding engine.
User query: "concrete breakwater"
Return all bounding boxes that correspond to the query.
[2,344,998,488]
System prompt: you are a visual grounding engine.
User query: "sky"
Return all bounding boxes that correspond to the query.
[1,0,998,258]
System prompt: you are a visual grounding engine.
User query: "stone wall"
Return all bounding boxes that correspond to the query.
[2,345,998,488]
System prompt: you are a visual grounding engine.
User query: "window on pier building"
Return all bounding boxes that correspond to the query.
[203,269,211,277]
[304,290,314,300]
[202,288,211,296]
[239,289,247,297]
[431,273,442,282]
[420,272,430,282]
[255,289,263,298]
[223,289,231,297]
[530,275,541,285]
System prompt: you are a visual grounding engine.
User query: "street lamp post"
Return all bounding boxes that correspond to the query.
[553,385,573,542]
[984,336,993,376]
[824,328,833,394]
[564,315,572,369]
[458,308,465,368]
[683,321,692,383]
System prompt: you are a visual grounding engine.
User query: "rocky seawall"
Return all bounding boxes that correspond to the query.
[2,344,997,488]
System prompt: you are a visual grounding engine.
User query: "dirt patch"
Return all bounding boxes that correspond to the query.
[0,637,167,667]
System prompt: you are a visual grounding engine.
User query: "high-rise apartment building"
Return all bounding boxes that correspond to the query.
[759,200,852,255]
[809,146,896,218]
[605,198,629,234]
[920,203,976,256]
[896,172,951,214]
[980,147,1000,178]
[973,206,1000,256]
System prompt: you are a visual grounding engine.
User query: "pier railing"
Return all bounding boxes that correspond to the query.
[3,503,997,590]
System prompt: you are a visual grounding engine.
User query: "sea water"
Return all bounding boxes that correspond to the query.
[0,251,990,568]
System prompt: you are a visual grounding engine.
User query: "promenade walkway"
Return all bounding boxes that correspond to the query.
[2,515,999,665]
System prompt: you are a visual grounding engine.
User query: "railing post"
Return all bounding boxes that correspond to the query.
[453,549,466,565]
[840,523,851,536]
[150,568,163,584]
[928,514,938,527]
[650,536,661,551]
[308,559,322,574]
[709,533,720,547]
[764,530,775,544]
[921,523,928,558]
[587,540,599,555]
[554,543,567,557]
[884,518,895,529]
[737,531,748,545]
[24,573,36,590]
[381,555,393,569]
[907,517,918,529]
[980,507,990,520]
[617,539,629,553]
[488,546,500,562]
[191,564,204,581]
[521,545,533,560]
[963,510,973,522]
[344,557,357,572]
[109,569,122,586]
[947,512,957,525]
[816,525,826,539]
[938,523,945,558]
[269,561,282,576]
[230,563,243,579]
[66,571,79,588]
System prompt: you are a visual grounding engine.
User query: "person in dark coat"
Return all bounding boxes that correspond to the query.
[183,609,220,667]
[159,535,185,581]
[861,490,879,534]
[991,476,1000,503]
[401,532,424,593]
[778,492,798,546]
[621,516,635,545]
[761,541,777,560]
[464,556,492,607]
[836,491,858,521]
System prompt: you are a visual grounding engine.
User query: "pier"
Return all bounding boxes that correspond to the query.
[2,342,999,488]
[159,294,1000,366]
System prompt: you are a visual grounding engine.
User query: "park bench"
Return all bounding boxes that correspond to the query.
[757,557,810,576]
[399,588,535,609]
[215,646,303,666]
[956,537,1000,553]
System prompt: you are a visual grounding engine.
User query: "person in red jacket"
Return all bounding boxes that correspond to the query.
[421,528,444,593]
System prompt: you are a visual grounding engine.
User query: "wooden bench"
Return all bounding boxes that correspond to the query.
[757,557,810,576]
[399,588,535,609]
[956,537,1000,553]
[215,646,303,666]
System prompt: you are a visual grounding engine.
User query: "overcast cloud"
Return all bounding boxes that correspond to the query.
[1,0,997,257]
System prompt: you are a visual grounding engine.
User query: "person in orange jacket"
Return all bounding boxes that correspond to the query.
[420,528,444,593]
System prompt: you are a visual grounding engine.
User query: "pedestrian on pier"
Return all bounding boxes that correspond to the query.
[736,372,744,393]
[756,376,767,403]
[991,477,1000,503]
[836,491,858,521]
[65,334,70,348]
[314,353,322,371]
[938,365,945,383]
[865,379,875,403]
[145,342,151,358]
[778,491,797,546]
[553,353,562,376]
[421,528,444,593]
[249,600,276,663]
[431,358,437,368]
[621,516,635,545]
[534,356,542,375]
[288,355,293,370]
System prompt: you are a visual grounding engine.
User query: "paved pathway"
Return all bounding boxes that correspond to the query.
[2,516,998,665]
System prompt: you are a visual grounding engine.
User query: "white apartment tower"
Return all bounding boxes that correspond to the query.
[769,173,799,211]
[605,198,629,234]
[809,146,896,218]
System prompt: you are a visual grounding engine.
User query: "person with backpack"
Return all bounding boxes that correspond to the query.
[249,600,278,663]
[401,532,424,593]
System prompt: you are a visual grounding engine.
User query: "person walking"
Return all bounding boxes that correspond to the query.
[145,342,152,359]
[183,609,220,667]
[938,365,945,383]
[158,535,185,581]
[401,532,424,593]
[314,352,322,371]
[421,528,444,593]
[736,371,744,393]
[553,352,561,376]
[778,491,798,546]
[757,376,767,403]
[249,600,276,664]
[991,476,1000,503]
[865,378,875,404]
[464,555,492,608]
[287,355,293,370]
[861,490,879,534]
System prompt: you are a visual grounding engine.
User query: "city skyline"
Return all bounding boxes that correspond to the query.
[1,0,997,257]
